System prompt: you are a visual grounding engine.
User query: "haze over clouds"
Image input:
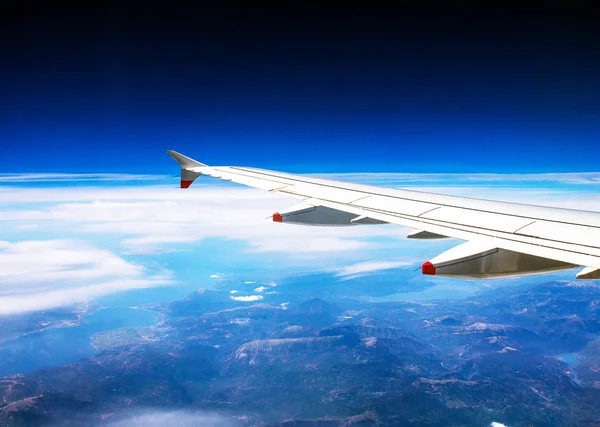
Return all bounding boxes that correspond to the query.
[324,172,600,186]
[0,173,171,183]
[0,172,598,313]
[333,260,415,280]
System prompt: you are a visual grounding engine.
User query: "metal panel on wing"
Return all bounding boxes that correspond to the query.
[420,206,533,234]
[515,221,600,249]
[351,195,438,217]
[279,184,366,204]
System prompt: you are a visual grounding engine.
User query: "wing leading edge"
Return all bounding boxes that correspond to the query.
[167,150,600,280]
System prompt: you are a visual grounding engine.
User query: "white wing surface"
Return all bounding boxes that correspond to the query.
[167,150,600,280]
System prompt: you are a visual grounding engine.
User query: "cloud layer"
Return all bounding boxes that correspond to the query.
[0,185,406,258]
[1,171,599,313]
[0,240,170,314]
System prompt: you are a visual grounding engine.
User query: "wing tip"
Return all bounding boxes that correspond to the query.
[166,150,208,168]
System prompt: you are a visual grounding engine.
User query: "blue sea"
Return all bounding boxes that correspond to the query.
[0,307,159,377]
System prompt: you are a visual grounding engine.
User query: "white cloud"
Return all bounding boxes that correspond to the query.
[0,173,172,183]
[0,186,406,263]
[210,274,223,279]
[14,223,38,230]
[230,290,238,294]
[489,423,508,427]
[254,286,267,293]
[0,240,171,314]
[0,240,140,285]
[230,295,263,302]
[105,410,236,427]
[332,260,414,280]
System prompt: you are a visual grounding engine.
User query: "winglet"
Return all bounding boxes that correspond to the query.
[166,150,207,188]
[166,150,208,168]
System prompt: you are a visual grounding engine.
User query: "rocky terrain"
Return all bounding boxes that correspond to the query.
[1,278,599,426]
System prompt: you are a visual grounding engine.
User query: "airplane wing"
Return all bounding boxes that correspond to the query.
[167,150,600,280]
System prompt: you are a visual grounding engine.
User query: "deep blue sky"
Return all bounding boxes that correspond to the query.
[1,2,599,174]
